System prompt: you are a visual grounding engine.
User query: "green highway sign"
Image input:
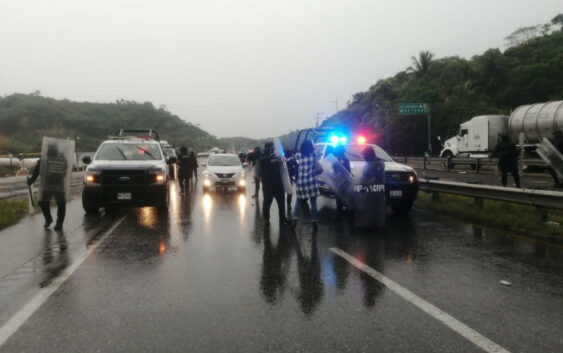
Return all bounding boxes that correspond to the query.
[398,103,428,115]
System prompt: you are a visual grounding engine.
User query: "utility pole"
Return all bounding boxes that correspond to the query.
[315,112,324,128]
[332,98,339,113]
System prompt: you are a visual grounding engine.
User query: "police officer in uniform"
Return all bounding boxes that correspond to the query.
[27,144,68,230]
[259,142,288,226]
[177,146,191,193]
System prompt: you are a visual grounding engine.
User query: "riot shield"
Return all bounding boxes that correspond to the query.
[273,138,293,194]
[353,159,385,228]
[38,137,75,203]
[537,137,563,179]
[317,154,354,208]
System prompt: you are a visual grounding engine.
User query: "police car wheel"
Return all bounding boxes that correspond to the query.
[390,200,413,214]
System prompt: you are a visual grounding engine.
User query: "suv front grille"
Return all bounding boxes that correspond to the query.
[101,170,146,186]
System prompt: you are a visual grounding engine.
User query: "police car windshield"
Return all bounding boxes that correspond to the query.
[208,155,241,166]
[95,143,162,161]
[343,145,393,162]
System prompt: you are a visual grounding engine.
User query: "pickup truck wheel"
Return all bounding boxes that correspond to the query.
[390,200,413,214]
[157,191,169,212]
[82,198,100,214]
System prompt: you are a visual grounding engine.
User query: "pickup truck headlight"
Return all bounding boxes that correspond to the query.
[149,170,166,184]
[84,171,100,185]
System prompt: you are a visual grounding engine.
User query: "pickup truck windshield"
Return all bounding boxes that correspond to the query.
[95,143,163,161]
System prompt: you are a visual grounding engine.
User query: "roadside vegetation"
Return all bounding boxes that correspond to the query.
[415,192,563,237]
[0,199,28,230]
[323,14,563,156]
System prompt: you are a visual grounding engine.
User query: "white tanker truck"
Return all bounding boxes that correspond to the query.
[439,101,563,160]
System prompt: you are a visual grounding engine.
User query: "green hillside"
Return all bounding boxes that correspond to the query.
[322,18,563,155]
[0,94,221,154]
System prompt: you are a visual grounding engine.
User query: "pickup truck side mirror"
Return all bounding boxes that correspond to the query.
[167,156,177,164]
[82,156,92,165]
[201,162,207,167]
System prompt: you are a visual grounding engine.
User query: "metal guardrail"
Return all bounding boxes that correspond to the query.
[419,178,563,221]
[393,156,547,173]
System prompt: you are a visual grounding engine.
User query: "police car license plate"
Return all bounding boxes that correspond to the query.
[220,179,230,184]
[117,192,132,200]
[390,190,402,198]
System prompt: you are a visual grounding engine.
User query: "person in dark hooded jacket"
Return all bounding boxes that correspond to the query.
[492,134,520,188]
[177,146,191,193]
[259,142,288,226]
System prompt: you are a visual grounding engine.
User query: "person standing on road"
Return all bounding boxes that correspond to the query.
[27,145,68,230]
[259,142,288,227]
[492,134,521,188]
[188,151,198,182]
[249,146,262,198]
[333,145,351,219]
[177,146,191,193]
[290,140,321,232]
[285,148,298,210]
[548,131,563,188]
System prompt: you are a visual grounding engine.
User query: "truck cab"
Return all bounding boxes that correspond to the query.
[440,115,508,158]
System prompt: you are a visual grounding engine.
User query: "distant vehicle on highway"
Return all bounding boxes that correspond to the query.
[295,128,419,213]
[159,140,178,180]
[439,101,563,166]
[81,129,177,213]
[201,153,246,193]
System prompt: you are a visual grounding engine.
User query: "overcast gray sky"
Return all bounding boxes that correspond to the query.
[1,0,561,138]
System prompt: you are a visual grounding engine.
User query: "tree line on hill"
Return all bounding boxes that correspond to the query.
[321,14,563,155]
[0,94,222,154]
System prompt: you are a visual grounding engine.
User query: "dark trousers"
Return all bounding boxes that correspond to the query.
[192,168,198,180]
[178,170,191,192]
[263,188,285,222]
[254,176,260,196]
[39,191,66,225]
[500,166,520,188]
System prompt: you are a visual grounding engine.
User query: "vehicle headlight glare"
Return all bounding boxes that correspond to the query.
[239,179,246,186]
[204,179,211,187]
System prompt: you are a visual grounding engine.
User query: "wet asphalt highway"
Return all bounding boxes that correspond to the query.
[0,177,562,353]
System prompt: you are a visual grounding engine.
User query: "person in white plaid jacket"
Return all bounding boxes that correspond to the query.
[290,140,320,231]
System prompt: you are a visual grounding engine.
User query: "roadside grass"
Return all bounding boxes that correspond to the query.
[415,192,563,237]
[0,199,29,230]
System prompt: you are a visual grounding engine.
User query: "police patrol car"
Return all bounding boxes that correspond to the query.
[81,129,177,213]
[295,128,419,213]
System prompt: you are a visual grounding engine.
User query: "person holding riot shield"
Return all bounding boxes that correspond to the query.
[353,146,386,228]
[333,145,351,219]
[27,138,74,230]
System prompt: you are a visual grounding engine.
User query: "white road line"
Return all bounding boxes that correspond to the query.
[0,216,126,348]
[330,247,511,353]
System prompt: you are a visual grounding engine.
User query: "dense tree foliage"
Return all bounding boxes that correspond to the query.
[0,94,222,154]
[323,26,563,155]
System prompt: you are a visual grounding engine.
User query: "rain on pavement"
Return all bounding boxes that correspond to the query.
[0,175,562,353]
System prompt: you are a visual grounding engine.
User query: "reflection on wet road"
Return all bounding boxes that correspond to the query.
[1,179,562,352]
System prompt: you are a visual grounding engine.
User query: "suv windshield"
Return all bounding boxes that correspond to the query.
[95,143,163,161]
[208,155,241,166]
